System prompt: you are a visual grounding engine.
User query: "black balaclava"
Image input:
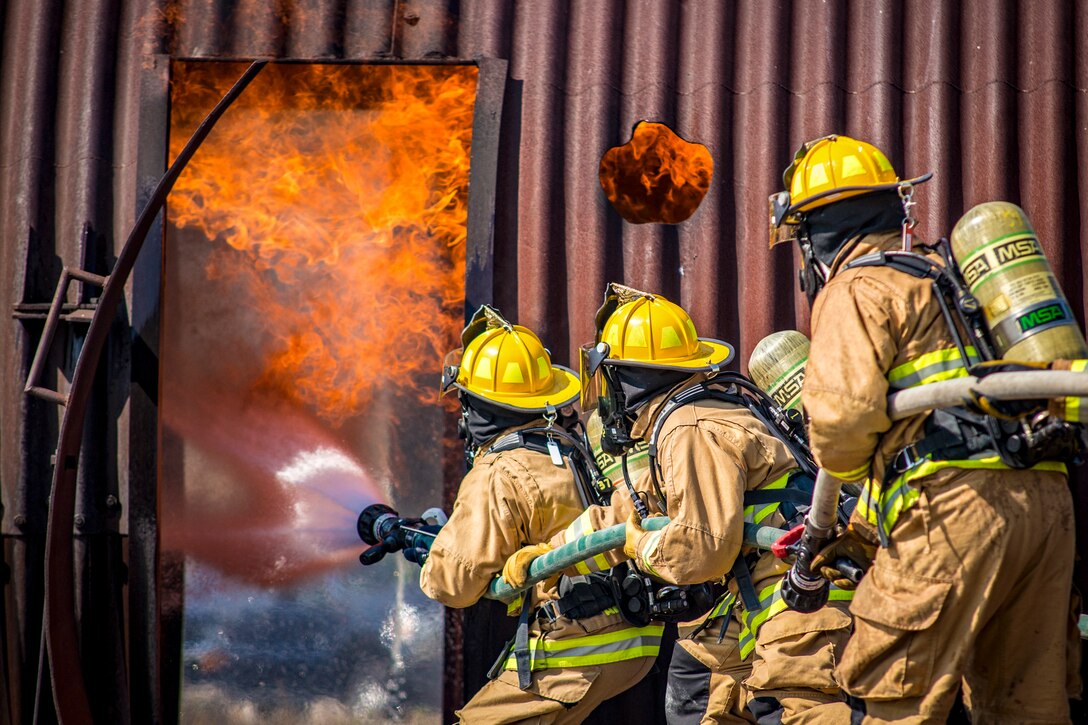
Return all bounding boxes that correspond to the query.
[460,395,539,450]
[610,365,695,416]
[803,190,904,270]
[459,395,580,454]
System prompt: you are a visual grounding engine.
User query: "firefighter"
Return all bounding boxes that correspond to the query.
[419,305,662,724]
[768,134,1078,722]
[504,285,853,724]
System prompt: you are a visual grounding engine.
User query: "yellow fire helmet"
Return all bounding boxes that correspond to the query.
[579,283,734,408]
[440,305,581,413]
[768,134,932,246]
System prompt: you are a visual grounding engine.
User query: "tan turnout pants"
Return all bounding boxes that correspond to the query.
[457,654,655,724]
[837,468,1077,724]
[669,565,853,724]
[455,611,656,724]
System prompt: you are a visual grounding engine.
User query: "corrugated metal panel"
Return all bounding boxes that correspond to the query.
[3,0,1088,721]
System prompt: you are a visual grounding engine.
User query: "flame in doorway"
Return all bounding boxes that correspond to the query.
[168,63,477,424]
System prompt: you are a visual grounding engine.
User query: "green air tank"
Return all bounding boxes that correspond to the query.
[951,201,1087,362]
[748,330,810,412]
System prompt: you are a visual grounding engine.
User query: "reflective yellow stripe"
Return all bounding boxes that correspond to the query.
[737,582,853,659]
[860,456,1068,534]
[1063,360,1088,422]
[564,509,611,574]
[503,624,663,671]
[743,472,792,525]
[638,529,664,578]
[600,446,650,483]
[887,346,979,390]
[822,462,870,482]
[506,595,524,616]
[708,592,736,619]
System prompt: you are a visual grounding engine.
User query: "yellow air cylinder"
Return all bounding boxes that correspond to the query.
[951,202,1087,362]
[586,410,650,490]
[748,330,810,412]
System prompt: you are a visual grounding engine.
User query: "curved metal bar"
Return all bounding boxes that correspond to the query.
[38,60,267,724]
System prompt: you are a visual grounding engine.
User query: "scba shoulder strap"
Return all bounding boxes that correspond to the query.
[842,240,996,364]
[643,374,830,612]
[489,426,613,507]
[843,241,1088,470]
[646,374,817,486]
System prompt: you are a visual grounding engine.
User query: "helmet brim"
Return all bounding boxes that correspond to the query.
[603,338,735,373]
[451,364,581,412]
[786,172,933,219]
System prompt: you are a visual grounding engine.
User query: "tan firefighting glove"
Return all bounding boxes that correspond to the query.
[1048,360,1087,420]
[623,510,650,562]
[810,525,877,590]
[624,511,668,563]
[501,543,553,588]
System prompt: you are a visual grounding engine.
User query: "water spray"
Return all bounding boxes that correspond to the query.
[357,504,447,565]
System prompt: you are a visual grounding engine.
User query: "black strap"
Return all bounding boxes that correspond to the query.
[489,428,612,507]
[513,597,533,689]
[844,243,997,364]
[741,488,812,507]
[844,249,942,280]
[731,556,762,611]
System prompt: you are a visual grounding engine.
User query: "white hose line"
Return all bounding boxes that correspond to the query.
[807,470,844,532]
[887,370,1088,421]
[807,369,1088,536]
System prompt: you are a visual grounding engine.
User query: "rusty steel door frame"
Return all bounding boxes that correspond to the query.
[24,61,268,725]
[25,55,506,724]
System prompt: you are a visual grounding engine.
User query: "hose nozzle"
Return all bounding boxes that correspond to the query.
[356,503,446,566]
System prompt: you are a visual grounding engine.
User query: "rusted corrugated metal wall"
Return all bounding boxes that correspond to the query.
[3,0,1088,722]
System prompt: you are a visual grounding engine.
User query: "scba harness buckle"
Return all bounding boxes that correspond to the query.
[612,563,721,626]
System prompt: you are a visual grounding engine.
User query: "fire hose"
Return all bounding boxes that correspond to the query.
[481,369,1088,604]
[485,518,786,601]
[358,371,1087,607]
[782,369,1088,612]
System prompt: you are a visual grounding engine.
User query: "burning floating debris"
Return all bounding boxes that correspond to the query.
[598,120,713,224]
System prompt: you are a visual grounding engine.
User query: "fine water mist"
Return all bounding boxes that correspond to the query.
[161,382,381,585]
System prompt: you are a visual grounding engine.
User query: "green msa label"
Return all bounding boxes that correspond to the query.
[1018,303,1068,332]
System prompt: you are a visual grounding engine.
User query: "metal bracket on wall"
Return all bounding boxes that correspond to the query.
[22,267,107,406]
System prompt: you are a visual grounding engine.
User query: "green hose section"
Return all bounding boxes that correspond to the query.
[486,517,787,602]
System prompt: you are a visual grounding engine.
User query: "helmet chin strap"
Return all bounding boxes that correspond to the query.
[797,235,828,308]
[597,366,639,456]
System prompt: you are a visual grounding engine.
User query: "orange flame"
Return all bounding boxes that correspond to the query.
[599,121,713,224]
[168,62,477,423]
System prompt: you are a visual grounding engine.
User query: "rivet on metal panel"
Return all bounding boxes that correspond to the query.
[106,495,121,511]
[403,11,421,25]
[13,515,26,529]
[74,515,86,530]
